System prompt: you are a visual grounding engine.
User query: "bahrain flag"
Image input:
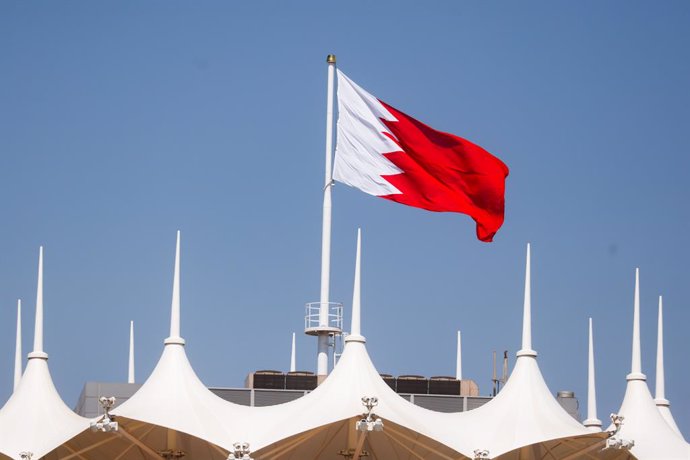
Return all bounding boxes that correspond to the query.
[333,70,509,242]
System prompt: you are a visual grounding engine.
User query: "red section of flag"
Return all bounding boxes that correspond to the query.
[378,101,509,242]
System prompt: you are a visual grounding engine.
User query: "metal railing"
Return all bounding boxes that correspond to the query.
[304,302,343,332]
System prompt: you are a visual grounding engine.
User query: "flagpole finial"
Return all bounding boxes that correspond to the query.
[327,54,336,64]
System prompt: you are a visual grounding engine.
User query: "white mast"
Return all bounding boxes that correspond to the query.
[13,299,22,390]
[165,231,185,346]
[316,54,337,377]
[517,243,536,358]
[628,268,644,381]
[128,320,135,384]
[654,296,667,402]
[290,332,297,373]
[346,229,365,344]
[583,318,602,431]
[654,296,682,435]
[28,247,48,361]
[655,296,666,403]
[455,331,462,381]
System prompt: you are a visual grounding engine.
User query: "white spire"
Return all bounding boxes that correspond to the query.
[627,268,644,381]
[456,331,462,380]
[583,318,602,431]
[165,231,185,346]
[655,296,666,401]
[518,243,536,357]
[654,296,683,436]
[290,332,297,372]
[346,228,365,344]
[128,320,135,383]
[13,299,22,390]
[28,246,48,360]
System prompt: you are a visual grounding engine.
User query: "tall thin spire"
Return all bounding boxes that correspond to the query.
[346,228,365,344]
[28,246,48,360]
[518,243,536,357]
[654,295,682,435]
[583,318,602,431]
[290,332,297,373]
[165,231,185,346]
[456,331,462,380]
[627,268,644,381]
[14,299,22,390]
[128,320,135,384]
[655,296,665,401]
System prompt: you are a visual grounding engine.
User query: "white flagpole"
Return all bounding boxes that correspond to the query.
[317,54,337,377]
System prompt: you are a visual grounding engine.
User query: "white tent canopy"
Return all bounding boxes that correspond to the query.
[8,238,657,459]
[88,232,253,458]
[607,270,690,459]
[0,248,93,460]
[249,230,469,459]
[424,245,617,459]
[246,241,619,459]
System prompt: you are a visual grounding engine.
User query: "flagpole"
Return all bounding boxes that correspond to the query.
[317,54,337,378]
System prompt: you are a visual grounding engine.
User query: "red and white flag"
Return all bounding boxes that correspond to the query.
[333,70,509,242]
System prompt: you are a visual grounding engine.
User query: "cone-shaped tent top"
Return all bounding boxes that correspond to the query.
[254,240,608,460]
[14,299,22,391]
[654,296,683,438]
[250,229,471,458]
[583,318,602,432]
[436,243,604,458]
[608,270,690,459]
[0,247,92,460]
[111,232,255,455]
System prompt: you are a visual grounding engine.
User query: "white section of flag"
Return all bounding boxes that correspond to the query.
[333,70,402,196]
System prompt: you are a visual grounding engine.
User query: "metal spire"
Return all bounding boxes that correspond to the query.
[627,268,645,381]
[456,331,462,381]
[583,318,602,431]
[346,228,365,344]
[28,247,48,360]
[165,231,185,346]
[518,243,536,357]
[14,299,22,390]
[128,320,135,384]
[654,296,682,435]
[655,296,666,401]
[290,332,297,373]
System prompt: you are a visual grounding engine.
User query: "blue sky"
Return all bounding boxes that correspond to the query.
[1,0,689,436]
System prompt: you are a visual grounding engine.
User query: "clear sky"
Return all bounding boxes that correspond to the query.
[1,0,689,437]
